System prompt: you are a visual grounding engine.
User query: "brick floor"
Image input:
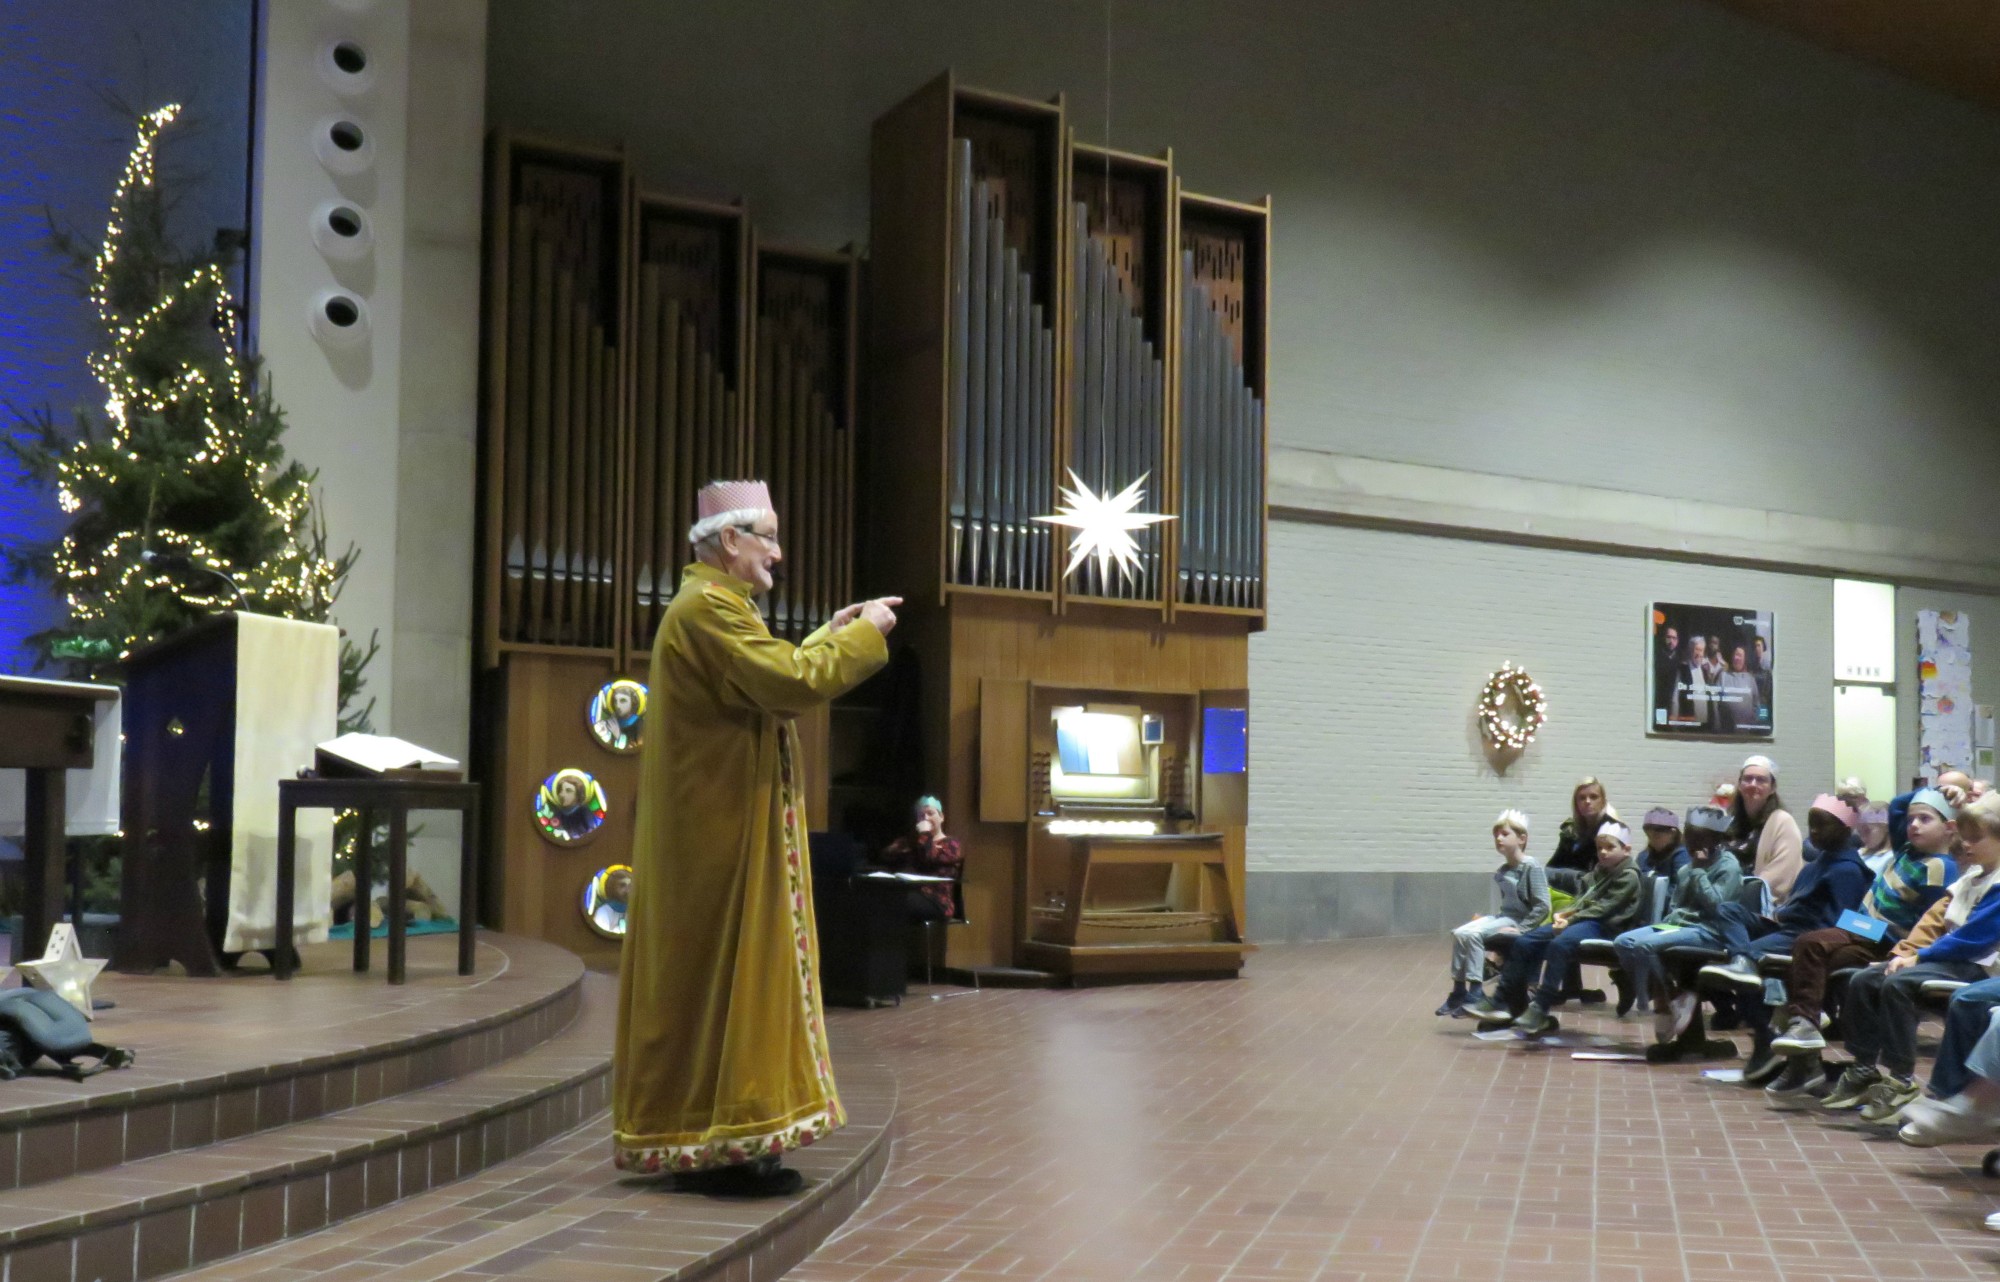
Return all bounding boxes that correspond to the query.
[794,935,2000,1282]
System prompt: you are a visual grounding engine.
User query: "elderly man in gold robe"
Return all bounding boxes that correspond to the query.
[613,479,898,1196]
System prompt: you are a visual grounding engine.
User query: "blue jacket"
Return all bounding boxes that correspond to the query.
[1773,838,1871,932]
[1639,845,1691,882]
[1918,869,2000,966]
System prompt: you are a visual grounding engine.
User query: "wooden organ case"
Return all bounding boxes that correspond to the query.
[868,74,1269,983]
[475,133,857,963]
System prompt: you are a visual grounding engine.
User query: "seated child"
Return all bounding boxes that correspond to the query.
[1695,794,1872,1078]
[1699,794,1871,987]
[1637,808,1691,880]
[1611,804,1739,1044]
[1896,973,2000,1149]
[1618,808,1695,1015]
[1762,788,1959,1107]
[1437,809,1550,1016]
[1468,820,1642,1036]
[1858,807,1893,873]
[1821,789,2000,1125]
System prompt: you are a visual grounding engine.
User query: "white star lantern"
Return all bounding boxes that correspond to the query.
[17,923,107,1020]
[1034,470,1175,585]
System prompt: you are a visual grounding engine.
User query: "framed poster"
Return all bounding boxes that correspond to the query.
[1648,603,1774,738]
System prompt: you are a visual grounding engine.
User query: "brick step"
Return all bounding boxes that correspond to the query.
[0,970,614,1282]
[1,932,584,1195]
[172,1030,896,1282]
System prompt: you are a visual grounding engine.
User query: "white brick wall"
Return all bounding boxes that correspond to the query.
[1250,520,1835,873]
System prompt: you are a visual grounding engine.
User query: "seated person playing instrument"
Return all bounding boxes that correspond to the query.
[878,795,963,922]
[1611,804,1740,1045]
[1820,789,2000,1126]
[1437,810,1549,1017]
[1468,820,1642,1036]
[1761,788,1959,1108]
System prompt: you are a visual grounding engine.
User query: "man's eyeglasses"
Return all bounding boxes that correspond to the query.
[732,525,780,549]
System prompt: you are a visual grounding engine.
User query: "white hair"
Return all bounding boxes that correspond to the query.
[688,507,771,548]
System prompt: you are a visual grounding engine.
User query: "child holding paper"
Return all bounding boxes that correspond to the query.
[1762,788,1959,1107]
[1818,789,2000,1125]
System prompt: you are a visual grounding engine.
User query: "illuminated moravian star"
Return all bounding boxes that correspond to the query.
[1034,470,1175,585]
[16,922,107,1020]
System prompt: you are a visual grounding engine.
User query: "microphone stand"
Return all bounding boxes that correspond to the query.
[140,549,248,610]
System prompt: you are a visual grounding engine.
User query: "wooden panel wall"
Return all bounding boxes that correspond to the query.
[940,594,1248,967]
[490,651,633,968]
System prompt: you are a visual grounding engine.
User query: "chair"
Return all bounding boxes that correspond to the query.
[1575,873,1667,997]
[1644,877,1774,1062]
[1669,876,1771,979]
[919,870,972,989]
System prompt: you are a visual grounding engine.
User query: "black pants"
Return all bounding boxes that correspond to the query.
[1844,960,1987,1077]
[905,889,946,923]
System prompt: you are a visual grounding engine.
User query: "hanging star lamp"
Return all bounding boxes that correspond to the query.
[1034,470,1175,587]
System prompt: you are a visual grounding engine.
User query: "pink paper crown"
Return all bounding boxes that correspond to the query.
[1809,793,1858,830]
[697,479,773,518]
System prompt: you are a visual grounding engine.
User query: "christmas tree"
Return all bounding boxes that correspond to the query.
[5,105,374,908]
[7,104,370,703]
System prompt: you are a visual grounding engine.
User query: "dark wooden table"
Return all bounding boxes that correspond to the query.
[275,776,481,984]
[0,675,118,961]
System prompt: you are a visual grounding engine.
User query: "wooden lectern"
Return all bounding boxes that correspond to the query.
[116,613,339,975]
[0,675,118,960]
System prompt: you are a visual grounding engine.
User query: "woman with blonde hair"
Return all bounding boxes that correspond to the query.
[1548,777,1615,875]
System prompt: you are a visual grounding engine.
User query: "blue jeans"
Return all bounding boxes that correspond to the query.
[1712,903,1802,1021]
[1715,902,1801,961]
[1612,924,1724,1002]
[1930,976,2000,1098]
[1499,919,1611,1010]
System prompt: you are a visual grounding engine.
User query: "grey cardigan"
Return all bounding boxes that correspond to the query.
[1494,857,1552,929]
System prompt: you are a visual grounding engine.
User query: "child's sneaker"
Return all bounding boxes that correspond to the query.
[1820,1064,1882,1111]
[1771,1016,1825,1055]
[1857,1076,1923,1125]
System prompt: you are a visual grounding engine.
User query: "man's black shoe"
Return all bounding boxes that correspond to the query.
[672,1157,804,1198]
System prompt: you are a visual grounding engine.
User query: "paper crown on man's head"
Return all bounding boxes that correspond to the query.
[698,479,772,519]
[688,480,776,546]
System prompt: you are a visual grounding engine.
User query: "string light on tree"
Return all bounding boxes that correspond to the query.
[4,104,379,901]
[1478,662,1548,752]
[5,103,352,670]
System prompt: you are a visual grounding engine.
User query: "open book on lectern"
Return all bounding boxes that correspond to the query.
[315,732,462,779]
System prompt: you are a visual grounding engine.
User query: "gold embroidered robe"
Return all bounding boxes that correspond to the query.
[612,562,887,1172]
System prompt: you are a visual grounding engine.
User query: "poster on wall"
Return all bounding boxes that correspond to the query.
[1918,609,1974,782]
[1648,603,1774,738]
